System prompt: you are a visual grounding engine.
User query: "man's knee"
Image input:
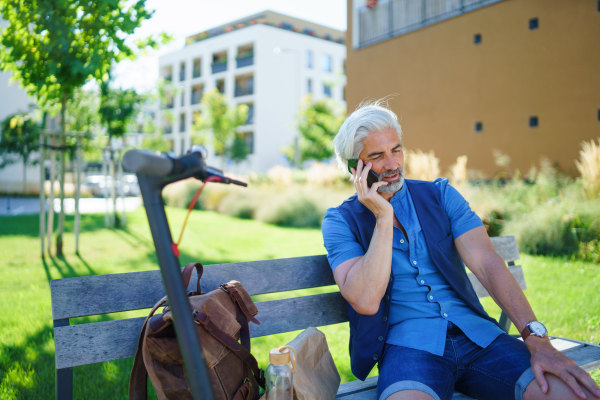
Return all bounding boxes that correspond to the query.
[523,373,596,400]
[384,389,437,400]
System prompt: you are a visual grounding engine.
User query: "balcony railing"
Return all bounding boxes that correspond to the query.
[235,85,253,97]
[357,0,504,48]
[211,61,227,74]
[179,70,186,81]
[236,55,254,68]
[193,67,201,78]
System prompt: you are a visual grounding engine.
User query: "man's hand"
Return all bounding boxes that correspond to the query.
[352,159,393,221]
[527,336,600,399]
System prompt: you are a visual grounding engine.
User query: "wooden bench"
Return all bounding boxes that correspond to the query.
[51,235,600,399]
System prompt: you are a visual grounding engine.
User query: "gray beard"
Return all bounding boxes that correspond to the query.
[377,168,404,193]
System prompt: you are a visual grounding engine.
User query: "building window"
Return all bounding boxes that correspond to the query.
[475,122,483,132]
[180,90,185,107]
[474,34,481,44]
[193,58,201,78]
[529,18,539,30]
[323,83,332,98]
[307,50,313,69]
[179,62,186,81]
[237,131,254,154]
[342,86,346,101]
[322,54,332,72]
[216,79,225,94]
[307,78,312,94]
[529,116,538,127]
[179,113,185,132]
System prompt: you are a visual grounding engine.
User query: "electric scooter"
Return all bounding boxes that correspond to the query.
[123,146,247,400]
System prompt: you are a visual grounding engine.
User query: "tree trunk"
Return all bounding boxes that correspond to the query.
[23,156,27,194]
[56,91,67,257]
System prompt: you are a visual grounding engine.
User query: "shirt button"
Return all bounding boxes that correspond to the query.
[372,354,379,361]
[382,316,388,322]
[420,280,425,284]
[413,261,417,265]
[384,295,390,301]
[443,313,448,318]
[429,295,433,300]
[378,336,384,341]
[400,239,404,243]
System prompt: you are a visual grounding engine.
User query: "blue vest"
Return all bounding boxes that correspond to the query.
[337,179,501,381]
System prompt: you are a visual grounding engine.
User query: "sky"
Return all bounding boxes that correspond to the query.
[111,0,347,93]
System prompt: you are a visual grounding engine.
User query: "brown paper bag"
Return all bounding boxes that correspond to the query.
[287,327,341,400]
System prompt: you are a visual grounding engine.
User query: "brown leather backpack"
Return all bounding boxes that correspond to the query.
[129,262,265,400]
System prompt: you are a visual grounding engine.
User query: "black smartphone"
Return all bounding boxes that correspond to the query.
[347,158,379,188]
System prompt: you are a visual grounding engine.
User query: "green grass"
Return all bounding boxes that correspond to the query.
[1,208,599,399]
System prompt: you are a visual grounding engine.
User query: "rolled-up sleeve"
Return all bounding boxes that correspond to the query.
[434,178,483,239]
[322,208,365,271]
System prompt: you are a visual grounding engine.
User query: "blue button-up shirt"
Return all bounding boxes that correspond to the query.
[322,178,505,356]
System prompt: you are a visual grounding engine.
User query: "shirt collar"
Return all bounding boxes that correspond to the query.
[389,182,407,208]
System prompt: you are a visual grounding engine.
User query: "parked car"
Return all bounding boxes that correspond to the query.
[83,174,140,197]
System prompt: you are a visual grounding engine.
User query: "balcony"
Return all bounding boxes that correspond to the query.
[211,60,227,74]
[236,53,254,68]
[179,70,185,81]
[193,67,201,78]
[244,104,254,125]
[357,0,504,48]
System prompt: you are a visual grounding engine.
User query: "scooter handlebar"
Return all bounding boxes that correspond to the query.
[123,150,173,177]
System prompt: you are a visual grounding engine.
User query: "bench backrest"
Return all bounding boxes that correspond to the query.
[51,235,523,370]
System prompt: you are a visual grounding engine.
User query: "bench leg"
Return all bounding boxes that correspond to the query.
[56,367,73,400]
[499,311,513,334]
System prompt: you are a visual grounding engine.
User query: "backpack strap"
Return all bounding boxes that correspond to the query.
[193,309,265,389]
[182,262,203,294]
[129,297,168,400]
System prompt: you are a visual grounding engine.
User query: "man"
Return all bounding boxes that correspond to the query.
[322,102,600,400]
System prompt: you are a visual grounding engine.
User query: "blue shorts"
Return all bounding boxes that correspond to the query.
[377,322,535,400]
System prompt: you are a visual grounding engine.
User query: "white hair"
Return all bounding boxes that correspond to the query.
[333,98,403,175]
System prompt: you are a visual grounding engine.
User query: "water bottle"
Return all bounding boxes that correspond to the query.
[266,345,296,400]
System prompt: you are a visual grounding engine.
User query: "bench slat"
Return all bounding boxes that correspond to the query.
[51,255,333,320]
[490,235,520,262]
[51,237,519,320]
[55,292,348,369]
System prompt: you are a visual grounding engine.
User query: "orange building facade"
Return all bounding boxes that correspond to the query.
[346,0,600,177]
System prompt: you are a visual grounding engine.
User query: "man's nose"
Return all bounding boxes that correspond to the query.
[383,154,399,172]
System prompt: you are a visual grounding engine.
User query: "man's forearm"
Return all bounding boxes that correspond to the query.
[340,216,394,315]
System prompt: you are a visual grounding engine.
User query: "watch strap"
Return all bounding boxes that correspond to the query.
[520,324,532,341]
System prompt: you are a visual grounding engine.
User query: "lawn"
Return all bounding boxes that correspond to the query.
[1,207,599,399]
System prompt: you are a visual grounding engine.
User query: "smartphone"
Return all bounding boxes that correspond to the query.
[347,158,379,188]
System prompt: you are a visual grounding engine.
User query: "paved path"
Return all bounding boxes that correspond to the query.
[0,197,142,216]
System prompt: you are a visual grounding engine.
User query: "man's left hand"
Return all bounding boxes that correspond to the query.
[527,336,600,399]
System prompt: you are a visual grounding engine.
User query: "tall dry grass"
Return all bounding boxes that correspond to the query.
[449,155,468,188]
[575,138,600,199]
[405,149,440,181]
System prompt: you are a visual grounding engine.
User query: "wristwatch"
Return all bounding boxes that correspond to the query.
[520,321,547,341]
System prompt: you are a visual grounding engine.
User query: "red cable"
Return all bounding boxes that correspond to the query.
[171,176,222,257]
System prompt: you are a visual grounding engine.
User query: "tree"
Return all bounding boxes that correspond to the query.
[0,113,40,193]
[99,80,142,228]
[193,88,248,168]
[230,134,251,164]
[283,95,345,166]
[0,0,161,255]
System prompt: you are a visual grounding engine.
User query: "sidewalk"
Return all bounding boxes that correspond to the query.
[0,196,142,216]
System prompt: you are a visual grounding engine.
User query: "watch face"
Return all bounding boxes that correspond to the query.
[530,321,547,335]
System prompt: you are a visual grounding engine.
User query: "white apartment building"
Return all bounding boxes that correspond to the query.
[156,10,346,172]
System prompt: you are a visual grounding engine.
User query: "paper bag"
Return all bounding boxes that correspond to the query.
[287,327,341,400]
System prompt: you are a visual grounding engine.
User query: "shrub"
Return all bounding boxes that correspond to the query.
[405,149,440,180]
[575,138,600,199]
[257,195,323,228]
[504,201,600,259]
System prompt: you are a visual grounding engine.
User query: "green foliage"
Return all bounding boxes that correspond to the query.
[66,87,101,133]
[283,95,345,166]
[99,80,141,139]
[0,113,40,168]
[0,0,155,106]
[230,134,251,164]
[193,88,248,162]
[141,133,172,154]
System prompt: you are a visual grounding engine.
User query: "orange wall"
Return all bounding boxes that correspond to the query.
[346,0,600,177]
